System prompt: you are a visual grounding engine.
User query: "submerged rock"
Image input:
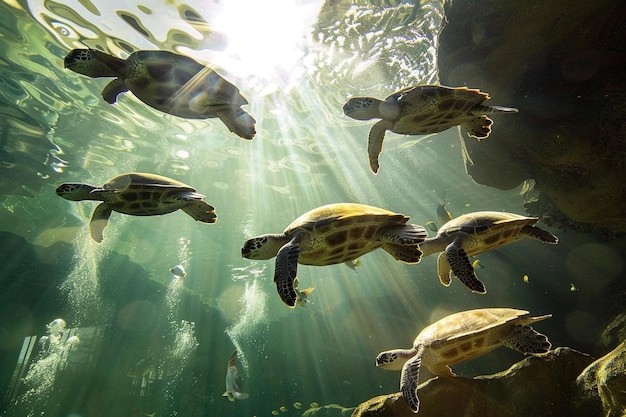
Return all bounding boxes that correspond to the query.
[353,347,593,417]
[302,403,355,417]
[437,0,626,234]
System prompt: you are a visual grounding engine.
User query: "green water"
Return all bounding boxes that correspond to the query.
[0,1,622,416]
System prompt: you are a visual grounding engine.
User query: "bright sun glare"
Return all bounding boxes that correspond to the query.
[209,0,323,79]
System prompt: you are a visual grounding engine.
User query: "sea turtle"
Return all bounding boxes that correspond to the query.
[64,49,256,139]
[376,308,552,413]
[419,211,558,293]
[56,172,217,243]
[342,85,518,173]
[241,203,428,307]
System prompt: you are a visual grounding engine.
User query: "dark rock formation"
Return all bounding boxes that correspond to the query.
[437,0,626,234]
[352,347,593,417]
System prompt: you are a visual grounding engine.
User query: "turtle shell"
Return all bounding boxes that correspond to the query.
[389,85,491,135]
[283,203,409,266]
[124,50,248,119]
[417,308,533,367]
[436,211,539,256]
[101,172,196,216]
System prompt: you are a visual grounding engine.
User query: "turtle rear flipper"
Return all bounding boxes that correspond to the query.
[274,239,300,308]
[504,324,552,355]
[445,243,487,293]
[521,225,559,244]
[89,203,113,243]
[461,115,493,139]
[383,243,422,263]
[482,105,519,114]
[367,120,392,174]
[181,201,217,223]
[102,78,129,104]
[436,252,452,286]
[381,224,428,246]
[216,109,256,140]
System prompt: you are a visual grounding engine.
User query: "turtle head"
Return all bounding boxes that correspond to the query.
[241,234,288,260]
[64,49,126,78]
[343,97,380,120]
[376,349,412,370]
[55,183,98,201]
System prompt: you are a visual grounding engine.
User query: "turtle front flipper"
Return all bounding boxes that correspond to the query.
[400,346,424,413]
[102,78,129,104]
[504,324,552,355]
[90,203,113,243]
[445,243,487,293]
[216,108,257,140]
[181,200,217,223]
[367,120,392,174]
[461,115,493,139]
[274,239,300,308]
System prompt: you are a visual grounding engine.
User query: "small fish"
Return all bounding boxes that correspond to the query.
[344,259,361,270]
[436,202,453,225]
[425,221,438,233]
[279,406,288,412]
[523,274,529,283]
[570,283,578,292]
[272,411,279,415]
[293,402,302,409]
[169,264,186,278]
[472,259,483,269]
[223,350,249,401]
[294,278,315,307]
[310,402,320,408]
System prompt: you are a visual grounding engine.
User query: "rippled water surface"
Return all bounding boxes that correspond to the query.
[0,1,621,416]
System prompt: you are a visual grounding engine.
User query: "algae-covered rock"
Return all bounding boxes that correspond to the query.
[302,403,355,417]
[576,341,626,417]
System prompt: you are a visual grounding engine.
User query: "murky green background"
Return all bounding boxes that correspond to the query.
[0,1,622,416]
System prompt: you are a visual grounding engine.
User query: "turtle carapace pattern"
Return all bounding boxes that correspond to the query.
[241,203,428,307]
[64,49,256,139]
[343,85,518,173]
[56,173,216,242]
[376,308,552,413]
